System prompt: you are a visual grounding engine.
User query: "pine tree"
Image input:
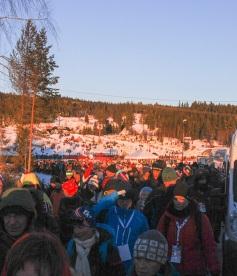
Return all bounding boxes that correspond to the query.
[8,20,59,171]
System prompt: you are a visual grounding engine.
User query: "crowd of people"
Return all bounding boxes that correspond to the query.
[0,159,226,276]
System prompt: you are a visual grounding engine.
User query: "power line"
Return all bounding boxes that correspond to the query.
[61,88,237,104]
[61,88,178,103]
[0,86,236,105]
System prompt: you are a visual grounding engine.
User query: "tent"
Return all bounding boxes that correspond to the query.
[124,149,157,160]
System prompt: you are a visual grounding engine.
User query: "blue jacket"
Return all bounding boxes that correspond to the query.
[94,192,149,273]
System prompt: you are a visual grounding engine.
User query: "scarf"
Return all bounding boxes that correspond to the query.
[74,235,96,276]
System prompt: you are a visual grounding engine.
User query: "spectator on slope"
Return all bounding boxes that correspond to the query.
[67,206,125,276]
[143,167,178,229]
[0,188,36,272]
[131,230,179,276]
[2,232,72,276]
[149,160,166,190]
[158,181,220,276]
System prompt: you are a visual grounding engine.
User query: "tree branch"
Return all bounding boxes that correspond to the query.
[0,16,47,21]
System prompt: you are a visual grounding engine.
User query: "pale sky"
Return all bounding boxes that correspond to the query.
[1,0,237,105]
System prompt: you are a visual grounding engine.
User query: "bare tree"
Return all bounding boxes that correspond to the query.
[0,0,56,43]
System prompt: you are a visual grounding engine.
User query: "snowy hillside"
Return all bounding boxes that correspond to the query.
[0,115,228,162]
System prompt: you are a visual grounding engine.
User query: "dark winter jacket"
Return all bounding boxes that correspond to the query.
[158,202,220,275]
[0,231,16,273]
[58,193,88,244]
[143,185,175,229]
[149,175,163,190]
[136,178,151,191]
[27,188,59,236]
[50,189,65,217]
[67,225,125,276]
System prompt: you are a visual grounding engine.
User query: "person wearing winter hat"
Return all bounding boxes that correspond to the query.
[19,172,53,216]
[58,186,85,245]
[20,172,41,187]
[190,168,224,242]
[78,174,101,204]
[143,168,178,229]
[106,164,118,175]
[132,230,178,276]
[136,166,152,192]
[101,164,118,190]
[47,175,62,197]
[149,160,166,189]
[0,188,37,272]
[67,206,125,276]
[158,181,220,276]
[136,187,153,211]
[96,181,149,274]
[162,168,177,188]
[102,178,131,197]
[62,179,78,198]
[177,165,194,186]
[50,176,65,218]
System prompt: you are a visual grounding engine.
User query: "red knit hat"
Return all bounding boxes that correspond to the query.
[62,179,78,197]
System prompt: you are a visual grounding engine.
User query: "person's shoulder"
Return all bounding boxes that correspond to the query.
[133,209,148,221]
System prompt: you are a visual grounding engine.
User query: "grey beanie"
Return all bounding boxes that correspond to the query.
[133,230,168,264]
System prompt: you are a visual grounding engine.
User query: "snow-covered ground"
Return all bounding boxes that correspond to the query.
[0,115,228,162]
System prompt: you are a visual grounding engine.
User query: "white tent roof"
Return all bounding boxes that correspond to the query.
[125,149,157,160]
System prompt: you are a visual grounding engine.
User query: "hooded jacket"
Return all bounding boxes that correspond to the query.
[158,202,220,275]
[0,188,36,273]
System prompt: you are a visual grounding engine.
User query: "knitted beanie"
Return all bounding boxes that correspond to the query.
[71,207,95,227]
[0,188,36,217]
[143,166,151,174]
[139,186,153,198]
[152,160,166,170]
[106,164,117,174]
[173,180,189,198]
[133,230,168,264]
[162,167,177,183]
[20,172,40,187]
